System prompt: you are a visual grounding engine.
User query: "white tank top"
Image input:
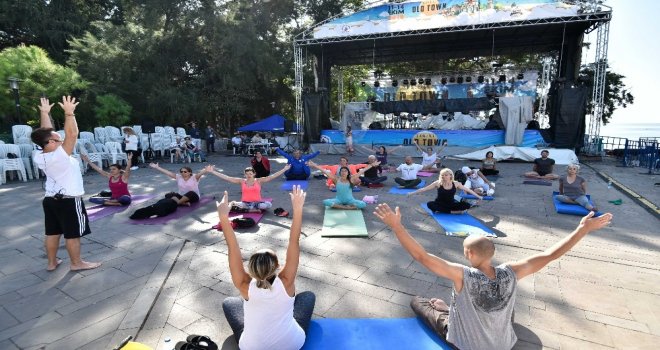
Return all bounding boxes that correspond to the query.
[239,276,305,350]
[421,152,437,167]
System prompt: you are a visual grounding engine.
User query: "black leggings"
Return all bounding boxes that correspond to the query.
[222,291,316,343]
[480,168,499,176]
[164,191,199,203]
[427,200,471,214]
[130,198,178,219]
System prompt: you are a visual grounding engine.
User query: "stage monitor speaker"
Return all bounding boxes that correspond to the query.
[369,122,383,130]
[284,120,296,132]
[141,118,156,134]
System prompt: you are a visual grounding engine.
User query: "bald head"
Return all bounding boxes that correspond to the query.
[463,236,495,259]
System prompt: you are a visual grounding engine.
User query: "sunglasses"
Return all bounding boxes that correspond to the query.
[180,170,190,173]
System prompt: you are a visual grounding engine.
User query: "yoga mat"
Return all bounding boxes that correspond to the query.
[459,191,494,200]
[523,179,552,186]
[388,180,426,194]
[417,171,435,177]
[212,212,265,230]
[87,194,155,222]
[321,208,368,237]
[421,203,496,238]
[128,196,214,225]
[552,192,601,216]
[302,318,453,350]
[281,180,309,191]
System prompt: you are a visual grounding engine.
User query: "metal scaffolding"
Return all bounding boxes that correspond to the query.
[536,57,555,129]
[337,68,344,120]
[293,44,303,132]
[585,19,610,154]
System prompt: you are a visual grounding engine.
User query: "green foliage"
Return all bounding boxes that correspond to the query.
[93,94,131,127]
[579,64,634,125]
[0,45,88,128]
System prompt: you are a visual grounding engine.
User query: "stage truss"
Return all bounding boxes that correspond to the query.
[294,1,611,153]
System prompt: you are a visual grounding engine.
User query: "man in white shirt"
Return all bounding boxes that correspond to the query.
[231,133,243,154]
[395,156,423,188]
[31,96,101,272]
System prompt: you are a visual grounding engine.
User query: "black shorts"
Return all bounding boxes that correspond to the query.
[43,197,91,239]
[165,191,200,203]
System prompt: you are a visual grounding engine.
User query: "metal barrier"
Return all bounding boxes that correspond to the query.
[585,134,660,173]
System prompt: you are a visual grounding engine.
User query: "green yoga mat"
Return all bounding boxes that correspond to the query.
[321,207,368,237]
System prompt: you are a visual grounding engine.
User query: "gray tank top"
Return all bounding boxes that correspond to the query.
[447,265,517,349]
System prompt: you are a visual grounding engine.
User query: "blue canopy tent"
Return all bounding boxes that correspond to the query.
[238,114,298,132]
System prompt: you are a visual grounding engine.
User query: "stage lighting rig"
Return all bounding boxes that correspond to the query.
[392,80,398,87]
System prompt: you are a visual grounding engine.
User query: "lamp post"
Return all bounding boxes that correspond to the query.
[8,77,21,124]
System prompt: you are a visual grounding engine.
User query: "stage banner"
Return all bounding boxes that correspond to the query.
[319,129,545,148]
[313,1,579,39]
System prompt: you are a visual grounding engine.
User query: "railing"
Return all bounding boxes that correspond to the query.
[586,134,660,173]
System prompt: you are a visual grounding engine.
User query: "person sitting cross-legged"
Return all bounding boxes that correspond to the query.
[309,161,370,210]
[276,148,320,180]
[208,164,290,212]
[220,187,316,349]
[374,203,612,349]
[525,149,559,180]
[394,156,423,189]
[359,155,387,188]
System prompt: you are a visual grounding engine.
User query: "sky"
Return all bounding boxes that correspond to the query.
[587,0,660,125]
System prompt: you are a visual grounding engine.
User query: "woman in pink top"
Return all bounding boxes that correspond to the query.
[218,187,315,349]
[82,153,133,206]
[148,163,211,206]
[209,164,289,212]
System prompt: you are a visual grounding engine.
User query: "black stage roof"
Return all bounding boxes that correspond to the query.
[295,12,611,66]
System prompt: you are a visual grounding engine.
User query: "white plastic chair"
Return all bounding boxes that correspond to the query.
[150,133,165,158]
[94,127,108,144]
[80,131,95,142]
[94,143,113,163]
[18,144,37,179]
[77,141,104,169]
[12,125,32,144]
[105,141,128,165]
[105,126,123,142]
[176,127,187,137]
[155,126,164,134]
[132,125,143,135]
[163,126,175,136]
[0,144,29,184]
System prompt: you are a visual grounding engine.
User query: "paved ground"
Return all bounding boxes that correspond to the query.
[0,150,658,350]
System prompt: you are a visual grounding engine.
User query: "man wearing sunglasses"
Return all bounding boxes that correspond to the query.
[31,96,101,272]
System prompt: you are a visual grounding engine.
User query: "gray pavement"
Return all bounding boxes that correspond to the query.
[0,151,658,350]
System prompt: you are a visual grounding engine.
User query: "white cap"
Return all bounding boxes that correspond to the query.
[461,166,471,174]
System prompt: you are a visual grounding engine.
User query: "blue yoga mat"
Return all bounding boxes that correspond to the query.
[302,318,453,350]
[459,191,494,200]
[421,203,496,237]
[388,180,426,194]
[552,191,601,216]
[280,180,309,191]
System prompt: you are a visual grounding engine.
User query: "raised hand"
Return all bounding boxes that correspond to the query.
[204,164,215,172]
[216,191,231,218]
[80,154,90,163]
[290,185,306,212]
[372,160,381,167]
[127,152,133,158]
[579,211,612,232]
[374,203,402,228]
[38,98,54,114]
[57,96,79,115]
[284,164,291,171]
[149,162,159,169]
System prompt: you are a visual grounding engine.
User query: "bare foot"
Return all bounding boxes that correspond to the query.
[47,258,63,271]
[70,261,102,271]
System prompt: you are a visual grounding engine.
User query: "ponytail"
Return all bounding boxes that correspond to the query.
[248,250,279,290]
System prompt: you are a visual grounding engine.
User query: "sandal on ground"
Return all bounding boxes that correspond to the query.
[185,335,218,350]
[274,208,289,217]
[175,341,202,350]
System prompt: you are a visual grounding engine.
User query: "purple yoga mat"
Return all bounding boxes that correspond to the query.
[417,171,436,177]
[87,194,155,222]
[127,196,214,225]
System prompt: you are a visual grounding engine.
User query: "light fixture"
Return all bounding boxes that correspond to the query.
[449,77,456,83]
[457,77,463,84]
[441,78,447,85]
[477,76,484,83]
[402,79,409,86]
[418,78,424,85]
[465,76,472,83]
[499,75,506,82]
[392,80,398,87]
[425,78,432,86]
[361,81,366,87]
[8,77,22,123]
[410,79,417,86]
[517,73,524,80]
[374,81,380,87]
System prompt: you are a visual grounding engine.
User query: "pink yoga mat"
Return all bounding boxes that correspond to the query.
[87,194,155,222]
[127,196,214,225]
[416,171,436,177]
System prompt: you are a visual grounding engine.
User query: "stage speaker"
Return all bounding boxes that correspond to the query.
[141,118,156,134]
[457,77,463,84]
[369,122,383,130]
[284,120,296,132]
[477,76,484,83]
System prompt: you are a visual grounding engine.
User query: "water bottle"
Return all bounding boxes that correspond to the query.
[373,195,379,203]
[607,181,612,189]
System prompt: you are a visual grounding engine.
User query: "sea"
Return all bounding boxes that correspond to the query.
[599,122,660,141]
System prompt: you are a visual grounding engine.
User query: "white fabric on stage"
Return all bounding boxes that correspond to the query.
[452,146,579,165]
[499,96,534,146]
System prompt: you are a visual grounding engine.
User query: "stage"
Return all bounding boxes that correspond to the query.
[319,129,546,148]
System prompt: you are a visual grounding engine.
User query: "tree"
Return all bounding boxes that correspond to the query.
[0,45,88,128]
[579,64,634,125]
[93,94,131,127]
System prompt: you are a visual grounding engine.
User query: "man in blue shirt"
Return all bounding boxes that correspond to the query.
[276,148,320,180]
